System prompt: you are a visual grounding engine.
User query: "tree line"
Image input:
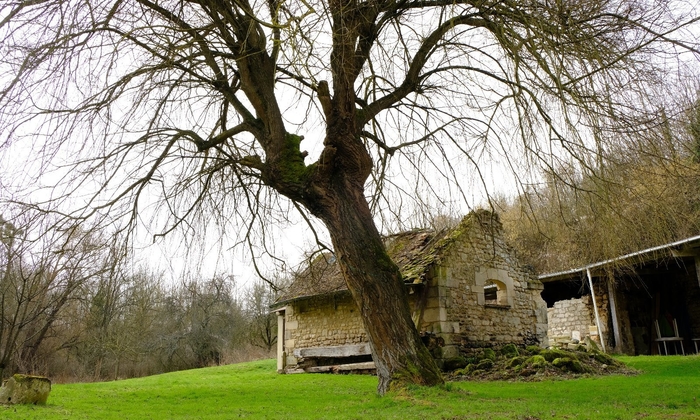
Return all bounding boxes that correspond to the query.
[0,214,278,382]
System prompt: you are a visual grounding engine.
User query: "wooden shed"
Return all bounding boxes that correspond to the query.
[540,235,700,355]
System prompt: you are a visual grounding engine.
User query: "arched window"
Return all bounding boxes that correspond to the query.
[475,268,513,307]
[484,279,508,306]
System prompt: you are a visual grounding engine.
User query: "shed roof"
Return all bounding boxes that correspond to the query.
[538,234,700,283]
[273,210,501,307]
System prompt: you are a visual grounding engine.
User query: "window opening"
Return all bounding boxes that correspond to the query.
[484,279,508,306]
[484,282,498,303]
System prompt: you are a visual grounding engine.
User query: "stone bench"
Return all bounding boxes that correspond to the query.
[293,343,371,358]
[293,344,374,373]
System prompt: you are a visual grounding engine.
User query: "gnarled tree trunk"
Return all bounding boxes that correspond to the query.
[306,172,443,394]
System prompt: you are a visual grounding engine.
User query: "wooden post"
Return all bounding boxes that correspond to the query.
[276,310,286,372]
[587,269,606,353]
[607,276,622,352]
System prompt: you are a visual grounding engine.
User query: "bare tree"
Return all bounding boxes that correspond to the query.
[245,280,277,352]
[0,212,117,379]
[1,0,698,393]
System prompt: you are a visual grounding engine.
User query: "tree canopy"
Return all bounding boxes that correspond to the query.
[1,0,699,393]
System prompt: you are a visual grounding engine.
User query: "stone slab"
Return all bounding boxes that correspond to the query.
[293,343,371,358]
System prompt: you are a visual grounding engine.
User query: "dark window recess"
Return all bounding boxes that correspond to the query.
[484,283,498,303]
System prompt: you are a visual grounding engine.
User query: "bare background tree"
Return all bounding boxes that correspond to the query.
[0,206,278,382]
[245,280,278,352]
[499,89,700,274]
[0,223,278,381]
[1,0,699,393]
[0,211,119,379]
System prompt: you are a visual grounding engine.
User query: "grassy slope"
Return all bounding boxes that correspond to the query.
[3,356,700,419]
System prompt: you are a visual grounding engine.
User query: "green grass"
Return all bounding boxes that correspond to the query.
[3,356,700,419]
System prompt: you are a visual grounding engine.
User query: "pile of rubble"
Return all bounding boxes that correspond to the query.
[446,343,635,381]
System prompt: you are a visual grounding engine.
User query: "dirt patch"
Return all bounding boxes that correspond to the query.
[446,344,637,382]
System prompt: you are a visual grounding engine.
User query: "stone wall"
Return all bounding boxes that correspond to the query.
[422,216,549,357]
[547,297,594,345]
[282,293,367,367]
[545,279,614,350]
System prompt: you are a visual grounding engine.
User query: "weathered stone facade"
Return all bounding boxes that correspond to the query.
[280,294,368,368]
[417,217,548,359]
[274,211,549,372]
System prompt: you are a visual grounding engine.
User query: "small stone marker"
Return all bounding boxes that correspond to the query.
[0,374,51,405]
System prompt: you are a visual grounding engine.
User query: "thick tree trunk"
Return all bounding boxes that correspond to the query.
[313,184,443,394]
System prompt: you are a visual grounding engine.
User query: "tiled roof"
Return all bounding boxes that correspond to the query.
[273,210,500,306]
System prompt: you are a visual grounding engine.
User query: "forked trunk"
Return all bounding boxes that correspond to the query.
[314,185,443,394]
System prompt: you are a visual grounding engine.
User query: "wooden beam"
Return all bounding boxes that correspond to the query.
[293,344,371,358]
[587,269,607,353]
[607,278,621,352]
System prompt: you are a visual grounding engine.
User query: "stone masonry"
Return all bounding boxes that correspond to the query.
[547,297,595,346]
[282,294,367,367]
[423,215,548,358]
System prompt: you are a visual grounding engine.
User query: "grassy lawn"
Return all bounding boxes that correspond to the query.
[3,356,700,419]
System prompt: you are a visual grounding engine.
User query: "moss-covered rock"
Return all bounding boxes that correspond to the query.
[526,355,548,369]
[500,344,519,358]
[449,343,633,381]
[518,368,537,377]
[541,348,575,363]
[574,344,588,352]
[443,357,468,371]
[584,337,601,352]
[476,359,494,371]
[508,356,528,368]
[455,364,476,376]
[589,350,617,366]
[0,374,51,405]
[525,345,542,355]
[552,357,585,373]
[480,348,496,361]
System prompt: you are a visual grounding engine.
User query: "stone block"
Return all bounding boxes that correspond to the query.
[0,375,51,405]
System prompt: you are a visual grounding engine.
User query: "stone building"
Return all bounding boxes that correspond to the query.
[540,235,700,355]
[271,210,548,373]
